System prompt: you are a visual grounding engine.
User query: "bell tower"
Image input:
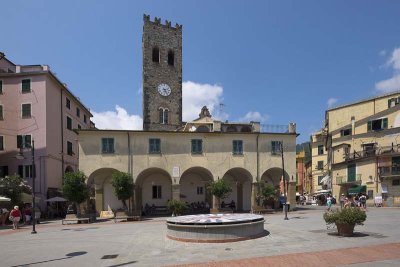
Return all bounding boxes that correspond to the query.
[142,14,183,131]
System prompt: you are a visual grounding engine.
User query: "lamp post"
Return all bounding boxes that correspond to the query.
[16,139,37,234]
[281,141,289,220]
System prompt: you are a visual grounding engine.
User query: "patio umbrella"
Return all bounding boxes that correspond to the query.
[45,197,67,202]
[46,197,68,217]
[0,196,11,202]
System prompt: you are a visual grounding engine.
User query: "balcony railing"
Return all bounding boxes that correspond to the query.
[336,174,362,185]
[378,166,400,177]
[377,145,400,156]
[345,149,376,161]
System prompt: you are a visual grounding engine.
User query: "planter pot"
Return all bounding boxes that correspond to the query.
[336,223,355,237]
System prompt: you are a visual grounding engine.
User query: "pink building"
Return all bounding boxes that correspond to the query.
[0,56,92,207]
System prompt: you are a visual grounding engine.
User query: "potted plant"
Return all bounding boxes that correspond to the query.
[207,178,232,213]
[167,199,188,216]
[323,207,367,236]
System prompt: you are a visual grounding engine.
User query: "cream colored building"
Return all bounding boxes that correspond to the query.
[314,91,400,206]
[311,130,329,194]
[78,115,297,214]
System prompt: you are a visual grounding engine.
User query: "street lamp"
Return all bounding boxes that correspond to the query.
[16,139,37,234]
[281,141,289,220]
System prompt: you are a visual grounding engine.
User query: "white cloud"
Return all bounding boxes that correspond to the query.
[327,98,338,108]
[182,81,228,121]
[376,47,400,93]
[239,111,269,123]
[92,105,142,130]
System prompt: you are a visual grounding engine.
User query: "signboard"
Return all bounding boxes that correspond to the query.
[172,166,180,178]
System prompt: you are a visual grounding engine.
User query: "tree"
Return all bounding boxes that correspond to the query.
[260,183,277,208]
[61,171,89,214]
[0,175,31,207]
[111,171,133,211]
[167,199,187,216]
[207,178,232,208]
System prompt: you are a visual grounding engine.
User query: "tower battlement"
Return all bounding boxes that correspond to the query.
[143,14,182,30]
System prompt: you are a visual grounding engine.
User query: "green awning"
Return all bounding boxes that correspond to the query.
[348,185,367,195]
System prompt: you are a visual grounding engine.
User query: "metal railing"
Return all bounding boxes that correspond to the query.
[378,166,400,177]
[345,149,376,160]
[336,174,362,185]
[377,145,400,155]
[261,124,289,133]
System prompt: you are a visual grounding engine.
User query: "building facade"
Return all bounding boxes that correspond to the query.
[311,130,329,194]
[78,15,298,215]
[311,91,400,206]
[0,56,92,207]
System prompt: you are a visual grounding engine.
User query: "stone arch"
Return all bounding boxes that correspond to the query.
[261,167,290,194]
[221,168,253,211]
[135,168,172,210]
[87,168,122,213]
[180,167,214,208]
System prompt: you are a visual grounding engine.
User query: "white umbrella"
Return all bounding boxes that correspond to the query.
[45,197,67,202]
[0,196,11,202]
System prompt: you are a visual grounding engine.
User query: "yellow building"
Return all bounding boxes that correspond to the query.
[319,91,400,206]
[311,129,329,194]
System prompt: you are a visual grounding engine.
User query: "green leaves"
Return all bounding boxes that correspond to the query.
[111,171,133,209]
[167,199,187,216]
[62,171,89,204]
[323,207,367,226]
[0,175,31,206]
[207,178,232,200]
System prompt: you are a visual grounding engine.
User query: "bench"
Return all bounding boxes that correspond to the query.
[62,214,91,225]
[114,211,141,223]
[252,208,274,214]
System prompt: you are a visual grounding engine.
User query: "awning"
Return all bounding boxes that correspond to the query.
[320,175,331,185]
[348,185,367,195]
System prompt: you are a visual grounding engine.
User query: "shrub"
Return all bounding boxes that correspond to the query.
[323,207,367,226]
[167,199,188,216]
[111,171,134,211]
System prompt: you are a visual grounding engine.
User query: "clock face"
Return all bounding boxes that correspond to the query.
[157,83,171,96]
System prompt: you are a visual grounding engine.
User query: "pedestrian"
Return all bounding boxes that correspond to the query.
[340,194,346,208]
[326,195,332,211]
[9,206,21,230]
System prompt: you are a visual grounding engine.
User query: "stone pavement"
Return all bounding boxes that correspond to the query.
[0,207,399,267]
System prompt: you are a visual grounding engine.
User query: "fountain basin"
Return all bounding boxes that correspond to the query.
[166,213,265,243]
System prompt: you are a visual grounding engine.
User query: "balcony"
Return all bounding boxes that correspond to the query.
[344,149,376,161]
[377,145,400,156]
[336,174,362,185]
[378,166,400,178]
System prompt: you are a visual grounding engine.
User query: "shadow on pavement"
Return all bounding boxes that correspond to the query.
[11,251,87,267]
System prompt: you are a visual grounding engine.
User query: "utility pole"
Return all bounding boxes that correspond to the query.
[281,141,289,220]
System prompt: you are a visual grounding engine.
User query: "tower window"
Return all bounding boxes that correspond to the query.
[168,50,174,66]
[152,47,160,63]
[159,108,169,124]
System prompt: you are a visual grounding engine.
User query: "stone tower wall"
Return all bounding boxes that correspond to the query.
[142,14,183,131]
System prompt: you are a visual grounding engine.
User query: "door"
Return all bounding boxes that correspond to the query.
[347,163,356,182]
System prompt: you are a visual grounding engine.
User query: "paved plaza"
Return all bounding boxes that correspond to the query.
[1,207,400,267]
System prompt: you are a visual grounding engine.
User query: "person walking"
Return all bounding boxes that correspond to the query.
[9,206,21,230]
[326,195,332,211]
[340,194,346,208]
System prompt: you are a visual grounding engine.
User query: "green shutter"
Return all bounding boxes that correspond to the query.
[367,121,372,131]
[382,118,388,129]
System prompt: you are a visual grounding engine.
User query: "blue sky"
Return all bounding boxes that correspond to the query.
[2,1,400,143]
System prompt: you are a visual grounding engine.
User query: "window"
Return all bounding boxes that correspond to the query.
[317,161,324,170]
[17,165,32,178]
[152,185,162,199]
[271,141,282,155]
[367,190,374,200]
[340,128,352,136]
[368,118,388,131]
[76,108,80,117]
[0,105,3,120]
[0,80,3,94]
[159,108,168,124]
[0,136,3,150]
[102,138,114,154]
[318,145,324,155]
[393,179,400,186]
[152,47,160,63]
[78,124,81,130]
[0,166,8,177]
[67,141,73,156]
[21,79,31,93]
[388,97,399,108]
[197,186,203,195]
[318,176,324,185]
[21,103,31,118]
[168,50,174,66]
[17,135,31,149]
[66,98,70,109]
[67,116,72,130]
[233,140,243,155]
[191,139,203,154]
[18,165,23,178]
[149,138,161,154]
[84,115,87,123]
